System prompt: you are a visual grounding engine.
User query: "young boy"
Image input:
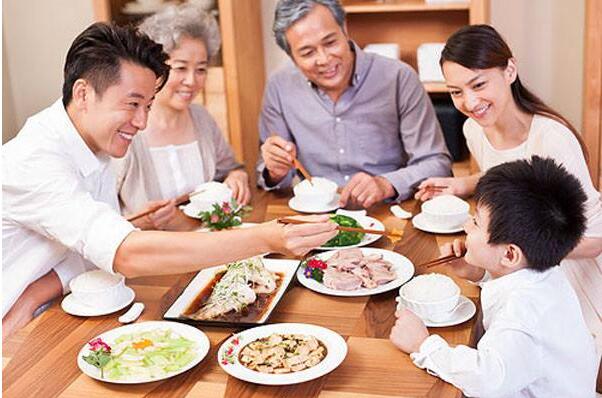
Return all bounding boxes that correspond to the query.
[390,156,598,397]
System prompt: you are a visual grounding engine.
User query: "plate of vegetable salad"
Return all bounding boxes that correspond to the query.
[77,321,210,383]
[317,214,384,250]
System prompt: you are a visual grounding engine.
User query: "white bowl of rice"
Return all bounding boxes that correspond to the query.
[69,270,127,310]
[398,273,460,322]
[421,195,469,229]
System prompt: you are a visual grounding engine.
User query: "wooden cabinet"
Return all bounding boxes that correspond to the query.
[92,0,265,179]
[342,0,489,94]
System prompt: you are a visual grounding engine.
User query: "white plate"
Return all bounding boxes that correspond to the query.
[62,286,135,317]
[297,248,415,297]
[318,215,384,250]
[77,321,210,384]
[218,323,347,385]
[288,194,340,213]
[422,296,476,327]
[412,212,465,234]
[164,258,297,324]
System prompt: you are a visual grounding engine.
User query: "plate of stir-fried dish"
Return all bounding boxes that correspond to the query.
[218,323,347,385]
[164,256,297,326]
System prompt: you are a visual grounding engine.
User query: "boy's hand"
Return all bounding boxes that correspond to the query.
[389,309,429,354]
[440,240,485,282]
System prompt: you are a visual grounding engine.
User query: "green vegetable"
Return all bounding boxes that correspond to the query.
[323,214,365,247]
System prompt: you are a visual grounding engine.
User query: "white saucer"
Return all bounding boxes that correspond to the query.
[288,194,340,213]
[412,212,465,234]
[61,286,135,317]
[422,296,476,327]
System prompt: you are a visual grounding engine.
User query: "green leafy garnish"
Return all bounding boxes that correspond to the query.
[323,214,365,247]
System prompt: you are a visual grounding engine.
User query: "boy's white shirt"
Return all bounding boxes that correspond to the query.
[410,267,598,398]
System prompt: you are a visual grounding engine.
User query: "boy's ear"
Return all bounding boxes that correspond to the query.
[499,243,524,270]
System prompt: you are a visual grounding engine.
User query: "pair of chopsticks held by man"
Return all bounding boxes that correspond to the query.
[3,0,601,395]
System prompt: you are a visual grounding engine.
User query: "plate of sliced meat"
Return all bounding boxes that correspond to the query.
[296,248,415,297]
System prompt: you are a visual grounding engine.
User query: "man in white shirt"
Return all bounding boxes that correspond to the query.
[390,156,598,397]
[2,22,337,336]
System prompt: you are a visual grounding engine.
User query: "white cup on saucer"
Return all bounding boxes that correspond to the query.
[421,194,469,230]
[397,273,461,322]
[187,182,233,213]
[69,270,129,310]
[292,177,338,208]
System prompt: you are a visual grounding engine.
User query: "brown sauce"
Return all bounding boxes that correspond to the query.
[182,271,285,323]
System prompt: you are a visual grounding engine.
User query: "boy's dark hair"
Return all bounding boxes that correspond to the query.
[62,22,170,106]
[474,156,587,271]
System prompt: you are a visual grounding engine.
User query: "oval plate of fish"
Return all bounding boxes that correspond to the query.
[164,256,297,326]
[296,248,415,297]
[218,323,347,385]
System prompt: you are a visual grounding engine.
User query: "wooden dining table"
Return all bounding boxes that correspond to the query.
[2,188,480,398]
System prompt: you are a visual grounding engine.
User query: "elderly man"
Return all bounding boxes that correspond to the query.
[258,0,452,208]
[2,22,336,337]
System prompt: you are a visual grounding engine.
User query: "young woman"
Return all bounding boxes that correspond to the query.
[416,24,602,355]
[114,3,250,231]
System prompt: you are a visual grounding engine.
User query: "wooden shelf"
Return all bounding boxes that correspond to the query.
[423,82,448,93]
[343,0,470,13]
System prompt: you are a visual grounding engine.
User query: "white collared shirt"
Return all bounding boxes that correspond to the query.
[2,99,135,317]
[410,267,598,398]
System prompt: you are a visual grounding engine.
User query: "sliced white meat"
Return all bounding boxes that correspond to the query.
[365,262,397,285]
[323,267,363,291]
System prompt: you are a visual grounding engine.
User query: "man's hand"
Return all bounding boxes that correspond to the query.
[224,169,251,205]
[261,135,297,185]
[389,308,429,354]
[339,173,395,209]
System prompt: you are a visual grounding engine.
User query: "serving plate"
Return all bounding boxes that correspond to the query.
[297,248,414,297]
[317,216,384,250]
[218,323,347,385]
[77,321,210,384]
[164,258,297,327]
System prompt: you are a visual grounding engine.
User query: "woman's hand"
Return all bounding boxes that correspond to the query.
[267,215,338,257]
[415,174,480,202]
[131,199,178,231]
[439,239,485,282]
[224,169,251,205]
[389,309,429,354]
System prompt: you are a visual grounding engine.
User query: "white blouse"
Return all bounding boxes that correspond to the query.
[411,267,598,397]
[149,141,205,199]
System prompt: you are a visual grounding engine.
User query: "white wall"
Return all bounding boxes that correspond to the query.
[2,0,95,143]
[260,0,585,131]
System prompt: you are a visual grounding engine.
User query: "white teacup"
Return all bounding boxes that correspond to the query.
[69,270,128,310]
[293,177,338,208]
[397,273,461,322]
[421,194,469,229]
[188,181,233,213]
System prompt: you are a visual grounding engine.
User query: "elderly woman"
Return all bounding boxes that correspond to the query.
[114,2,250,231]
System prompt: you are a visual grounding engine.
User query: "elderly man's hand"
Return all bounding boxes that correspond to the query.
[339,172,395,209]
[261,135,297,185]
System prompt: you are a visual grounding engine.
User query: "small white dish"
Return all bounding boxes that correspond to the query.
[318,215,384,250]
[421,296,476,327]
[288,193,340,213]
[218,323,347,385]
[412,212,464,234]
[297,248,415,297]
[78,321,210,384]
[62,286,135,317]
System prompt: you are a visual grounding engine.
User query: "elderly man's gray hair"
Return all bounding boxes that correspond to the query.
[273,0,346,56]
[139,2,221,59]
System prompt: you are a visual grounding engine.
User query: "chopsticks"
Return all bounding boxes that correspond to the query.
[425,185,448,192]
[125,189,206,222]
[292,158,313,185]
[278,217,403,239]
[418,253,465,269]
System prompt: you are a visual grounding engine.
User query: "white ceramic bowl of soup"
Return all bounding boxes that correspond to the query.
[421,194,469,229]
[69,270,127,310]
[398,273,460,322]
[293,177,338,207]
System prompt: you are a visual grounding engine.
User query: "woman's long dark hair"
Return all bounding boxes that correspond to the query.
[440,24,588,160]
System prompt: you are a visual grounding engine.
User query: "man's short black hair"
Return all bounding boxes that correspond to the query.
[474,156,587,271]
[62,22,170,106]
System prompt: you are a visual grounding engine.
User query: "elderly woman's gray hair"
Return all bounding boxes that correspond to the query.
[273,0,346,56]
[139,2,221,59]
